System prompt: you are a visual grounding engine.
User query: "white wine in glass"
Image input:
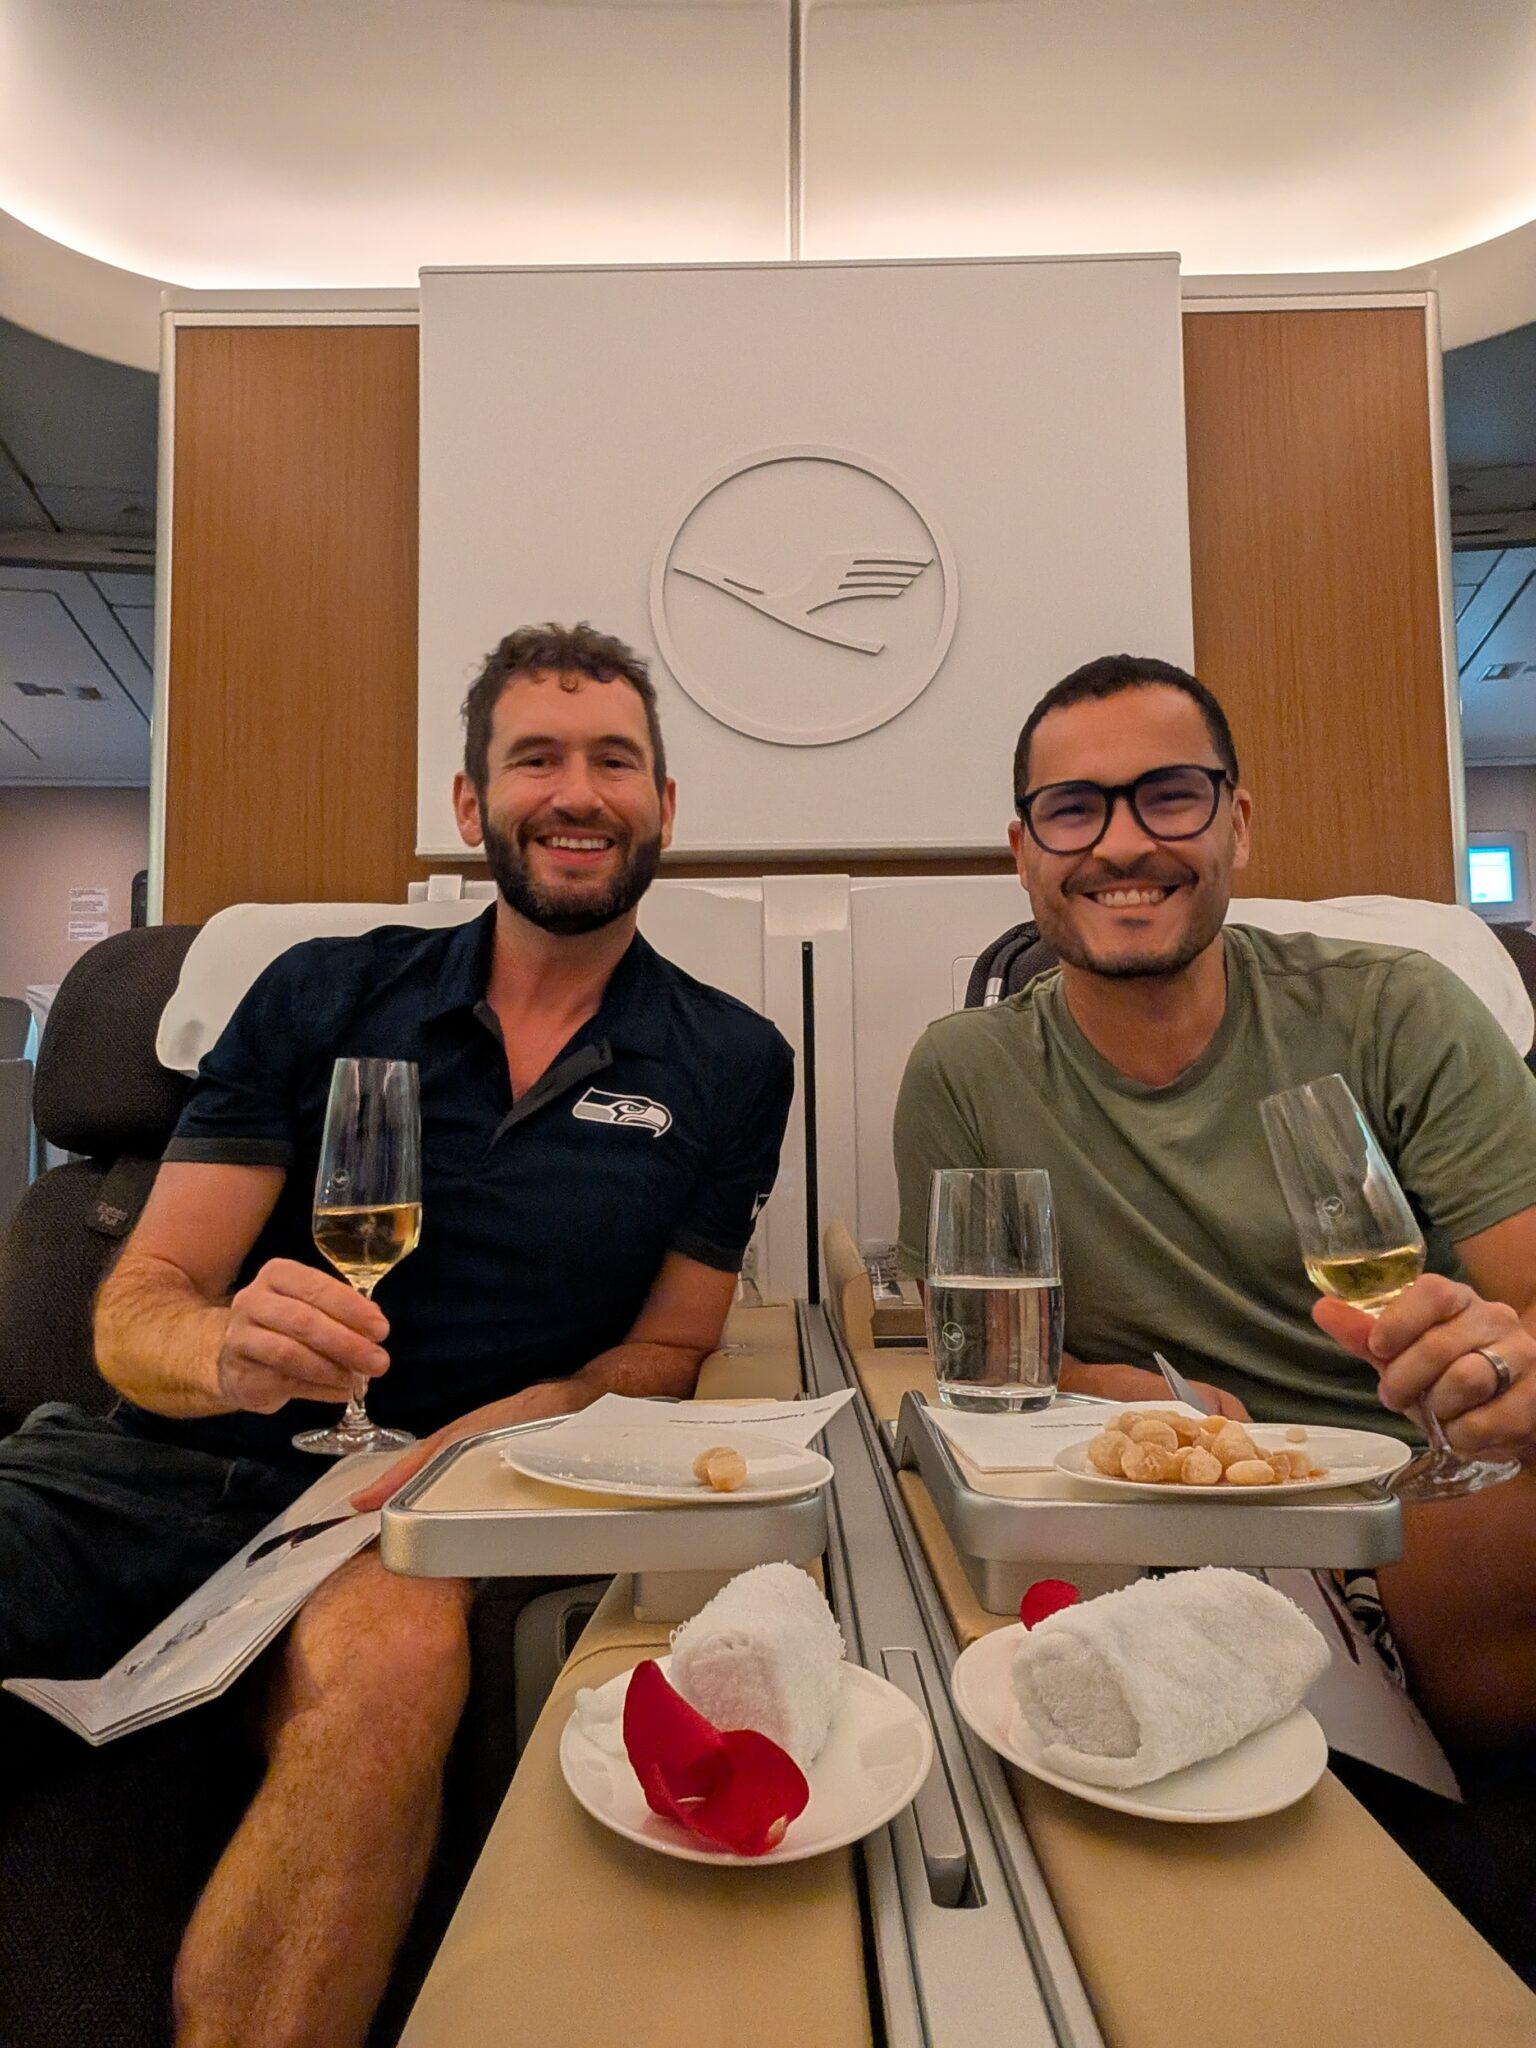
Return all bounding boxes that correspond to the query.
[293,1057,421,1457]
[1260,1073,1519,1502]
[1304,1245,1429,1316]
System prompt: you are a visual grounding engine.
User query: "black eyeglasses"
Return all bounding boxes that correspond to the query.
[1016,764,1233,855]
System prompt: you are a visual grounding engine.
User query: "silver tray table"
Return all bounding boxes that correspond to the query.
[380,1420,829,1604]
[893,1392,1404,1614]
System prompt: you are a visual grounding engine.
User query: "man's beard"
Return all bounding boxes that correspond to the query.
[481,812,663,936]
[1035,865,1226,981]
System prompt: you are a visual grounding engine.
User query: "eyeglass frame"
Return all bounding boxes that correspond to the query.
[1015,763,1234,855]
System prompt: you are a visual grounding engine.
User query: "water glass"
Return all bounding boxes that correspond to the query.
[924,1168,1062,1412]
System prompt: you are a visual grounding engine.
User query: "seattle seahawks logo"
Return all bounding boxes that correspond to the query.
[572,1087,673,1138]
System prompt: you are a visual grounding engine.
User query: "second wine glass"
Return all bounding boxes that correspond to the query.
[293,1057,421,1457]
[1259,1073,1519,1501]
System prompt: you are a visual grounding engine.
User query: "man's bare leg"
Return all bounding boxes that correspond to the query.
[1379,1467,1536,1751]
[173,1551,473,2048]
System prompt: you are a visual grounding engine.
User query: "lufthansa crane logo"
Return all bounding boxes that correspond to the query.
[672,551,933,656]
[650,447,959,747]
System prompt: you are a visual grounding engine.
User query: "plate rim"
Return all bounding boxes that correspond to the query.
[502,1424,835,1505]
[1053,1422,1412,1501]
[559,1656,934,1865]
[951,1622,1327,1823]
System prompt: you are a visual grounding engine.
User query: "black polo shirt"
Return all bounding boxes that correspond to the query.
[131,910,794,1468]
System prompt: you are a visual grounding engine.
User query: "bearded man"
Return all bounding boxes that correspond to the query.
[0,623,793,2048]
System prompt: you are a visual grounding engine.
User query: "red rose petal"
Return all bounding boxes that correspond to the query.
[690,1728,810,1856]
[1019,1578,1081,1630]
[621,1658,810,1857]
[624,1658,725,1811]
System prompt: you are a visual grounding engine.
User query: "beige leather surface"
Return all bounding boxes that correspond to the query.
[896,1482,1536,2043]
[822,1220,875,1351]
[695,1303,803,1401]
[848,1344,935,1424]
[400,1578,872,2048]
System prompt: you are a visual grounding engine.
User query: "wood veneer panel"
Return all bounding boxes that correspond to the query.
[164,325,419,921]
[164,311,1454,910]
[1183,308,1454,902]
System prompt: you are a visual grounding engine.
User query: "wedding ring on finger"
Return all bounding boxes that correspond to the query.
[1472,1346,1514,1402]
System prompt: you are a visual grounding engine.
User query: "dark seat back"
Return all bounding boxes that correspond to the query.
[963,918,1060,1007]
[0,927,199,1432]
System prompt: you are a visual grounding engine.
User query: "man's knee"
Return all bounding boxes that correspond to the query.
[270,1554,473,1752]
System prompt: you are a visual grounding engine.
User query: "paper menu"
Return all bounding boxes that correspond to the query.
[555,1389,855,1450]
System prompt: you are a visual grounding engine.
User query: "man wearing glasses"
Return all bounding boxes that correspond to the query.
[894,656,1536,1771]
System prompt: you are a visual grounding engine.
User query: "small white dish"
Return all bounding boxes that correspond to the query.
[1054,1423,1411,1500]
[951,1624,1327,1823]
[502,1423,833,1505]
[560,1658,933,1865]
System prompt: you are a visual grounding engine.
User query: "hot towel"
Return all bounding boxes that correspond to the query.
[1010,1567,1329,1788]
[669,1563,846,1768]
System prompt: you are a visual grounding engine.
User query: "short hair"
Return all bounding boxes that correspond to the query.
[461,622,667,794]
[1013,655,1240,800]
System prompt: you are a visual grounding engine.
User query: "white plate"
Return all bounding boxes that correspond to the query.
[1054,1423,1412,1500]
[501,1423,833,1505]
[559,1658,933,1865]
[951,1624,1327,1823]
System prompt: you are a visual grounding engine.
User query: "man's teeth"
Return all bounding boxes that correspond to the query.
[544,836,611,851]
[1091,886,1170,908]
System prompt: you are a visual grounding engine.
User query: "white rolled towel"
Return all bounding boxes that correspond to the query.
[1010,1568,1329,1788]
[669,1563,846,1768]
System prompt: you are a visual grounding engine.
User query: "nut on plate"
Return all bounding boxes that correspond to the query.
[692,1445,748,1493]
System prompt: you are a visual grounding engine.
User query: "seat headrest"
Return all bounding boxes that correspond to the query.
[34,926,200,1157]
[155,900,487,1076]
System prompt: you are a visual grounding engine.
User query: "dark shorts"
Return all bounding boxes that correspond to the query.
[0,1404,314,1681]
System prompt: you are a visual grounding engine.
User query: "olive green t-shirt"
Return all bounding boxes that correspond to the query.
[893,926,1536,1437]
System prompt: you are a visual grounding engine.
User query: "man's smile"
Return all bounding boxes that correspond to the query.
[1082,884,1176,909]
[529,830,619,868]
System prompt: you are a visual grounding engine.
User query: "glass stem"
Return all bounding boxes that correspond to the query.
[1363,1299,1458,1464]
[343,1279,376,1425]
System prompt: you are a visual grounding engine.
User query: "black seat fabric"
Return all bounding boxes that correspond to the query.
[0,923,541,2046]
[964,918,1060,1008]
[0,927,198,1432]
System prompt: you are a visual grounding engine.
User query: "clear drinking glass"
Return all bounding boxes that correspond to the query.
[293,1057,421,1456]
[1259,1073,1520,1501]
[924,1167,1063,1412]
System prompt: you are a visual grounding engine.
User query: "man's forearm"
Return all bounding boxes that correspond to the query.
[95,1252,235,1418]
[542,1338,708,1411]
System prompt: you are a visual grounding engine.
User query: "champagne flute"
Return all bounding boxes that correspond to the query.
[1260,1073,1520,1501]
[293,1057,421,1456]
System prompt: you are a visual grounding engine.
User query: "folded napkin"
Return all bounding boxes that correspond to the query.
[930,1400,1207,1474]
[670,1563,846,1768]
[1010,1567,1329,1788]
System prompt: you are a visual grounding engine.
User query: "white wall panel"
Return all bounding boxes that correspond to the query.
[418,254,1191,857]
[848,873,1026,1251]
